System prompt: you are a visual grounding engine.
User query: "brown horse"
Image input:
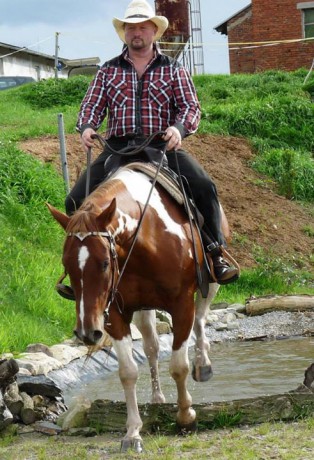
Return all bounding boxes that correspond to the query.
[48,165,219,452]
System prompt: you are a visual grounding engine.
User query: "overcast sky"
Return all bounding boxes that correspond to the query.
[0,0,250,74]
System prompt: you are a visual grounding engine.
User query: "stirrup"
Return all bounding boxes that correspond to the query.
[206,245,240,284]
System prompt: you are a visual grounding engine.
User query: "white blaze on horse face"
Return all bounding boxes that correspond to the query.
[116,169,186,240]
[78,245,90,332]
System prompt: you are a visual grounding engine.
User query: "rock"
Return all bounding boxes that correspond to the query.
[156,321,171,335]
[228,303,246,313]
[214,322,228,331]
[206,314,219,325]
[130,323,142,340]
[34,421,63,436]
[17,368,32,376]
[60,397,91,430]
[48,344,88,365]
[16,352,63,376]
[156,311,173,328]
[67,426,97,437]
[17,375,63,399]
[211,302,228,310]
[227,321,240,331]
[26,343,53,357]
[224,312,237,324]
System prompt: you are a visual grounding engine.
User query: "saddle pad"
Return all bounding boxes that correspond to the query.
[126,162,184,205]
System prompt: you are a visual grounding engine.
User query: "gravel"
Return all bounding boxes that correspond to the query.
[206,310,314,343]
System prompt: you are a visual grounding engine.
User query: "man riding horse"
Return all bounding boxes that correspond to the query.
[58,0,239,299]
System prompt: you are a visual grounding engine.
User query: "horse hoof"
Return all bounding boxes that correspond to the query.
[120,438,143,453]
[176,420,198,435]
[192,364,213,382]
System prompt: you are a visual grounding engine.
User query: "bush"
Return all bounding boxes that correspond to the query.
[18,76,92,109]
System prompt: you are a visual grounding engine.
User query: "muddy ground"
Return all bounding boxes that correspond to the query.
[20,133,314,270]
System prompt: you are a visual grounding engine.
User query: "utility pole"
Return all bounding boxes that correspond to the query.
[54,32,60,79]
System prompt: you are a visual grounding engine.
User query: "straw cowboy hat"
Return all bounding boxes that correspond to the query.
[112,0,169,43]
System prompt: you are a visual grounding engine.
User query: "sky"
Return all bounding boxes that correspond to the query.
[0,0,250,74]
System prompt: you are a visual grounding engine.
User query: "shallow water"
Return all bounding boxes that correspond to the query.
[64,336,313,405]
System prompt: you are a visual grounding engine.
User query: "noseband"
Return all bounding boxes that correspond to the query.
[67,230,120,321]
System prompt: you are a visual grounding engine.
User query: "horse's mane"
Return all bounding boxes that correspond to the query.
[67,175,125,233]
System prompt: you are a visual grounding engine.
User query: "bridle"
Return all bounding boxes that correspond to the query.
[66,230,120,322]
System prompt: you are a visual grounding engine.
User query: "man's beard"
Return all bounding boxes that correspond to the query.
[130,38,145,49]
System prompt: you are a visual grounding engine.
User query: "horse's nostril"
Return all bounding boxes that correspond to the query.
[73,330,80,339]
[93,330,103,342]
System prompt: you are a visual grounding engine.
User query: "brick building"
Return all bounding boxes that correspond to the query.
[215,1,314,73]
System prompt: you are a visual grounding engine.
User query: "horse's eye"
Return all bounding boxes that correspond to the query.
[103,260,110,271]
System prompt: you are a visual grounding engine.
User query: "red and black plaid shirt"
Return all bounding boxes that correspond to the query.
[77,47,201,139]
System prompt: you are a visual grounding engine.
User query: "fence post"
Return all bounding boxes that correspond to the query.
[57,113,70,194]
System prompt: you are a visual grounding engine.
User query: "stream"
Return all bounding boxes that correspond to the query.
[62,336,313,405]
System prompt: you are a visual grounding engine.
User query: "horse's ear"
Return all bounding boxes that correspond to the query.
[96,198,117,229]
[46,203,70,231]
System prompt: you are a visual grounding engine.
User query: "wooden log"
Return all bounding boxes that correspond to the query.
[245,295,314,316]
[20,392,36,425]
[87,388,314,434]
[4,382,23,416]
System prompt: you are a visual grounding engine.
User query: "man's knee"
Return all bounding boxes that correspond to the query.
[65,194,78,216]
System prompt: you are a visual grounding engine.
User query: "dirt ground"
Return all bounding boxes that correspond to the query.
[19,133,314,270]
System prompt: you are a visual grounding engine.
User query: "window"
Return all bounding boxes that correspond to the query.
[297,3,314,38]
[304,8,314,37]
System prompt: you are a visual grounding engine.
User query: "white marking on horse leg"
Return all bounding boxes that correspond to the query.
[133,311,166,404]
[78,246,90,335]
[170,341,196,427]
[112,336,143,442]
[193,284,220,381]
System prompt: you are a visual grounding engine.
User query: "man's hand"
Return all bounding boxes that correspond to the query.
[81,128,97,152]
[163,126,182,151]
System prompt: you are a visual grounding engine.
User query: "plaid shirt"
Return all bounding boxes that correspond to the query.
[77,47,201,139]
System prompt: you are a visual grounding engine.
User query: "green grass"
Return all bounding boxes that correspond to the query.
[0,71,313,354]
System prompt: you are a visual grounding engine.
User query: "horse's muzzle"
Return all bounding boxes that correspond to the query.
[74,329,104,346]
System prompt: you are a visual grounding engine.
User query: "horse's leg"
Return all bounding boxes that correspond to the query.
[133,310,166,404]
[111,334,143,453]
[170,302,196,432]
[192,283,220,382]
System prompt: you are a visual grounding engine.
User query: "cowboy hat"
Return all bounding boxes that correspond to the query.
[112,0,169,43]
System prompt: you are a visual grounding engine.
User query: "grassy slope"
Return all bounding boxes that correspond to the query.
[0,72,313,354]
